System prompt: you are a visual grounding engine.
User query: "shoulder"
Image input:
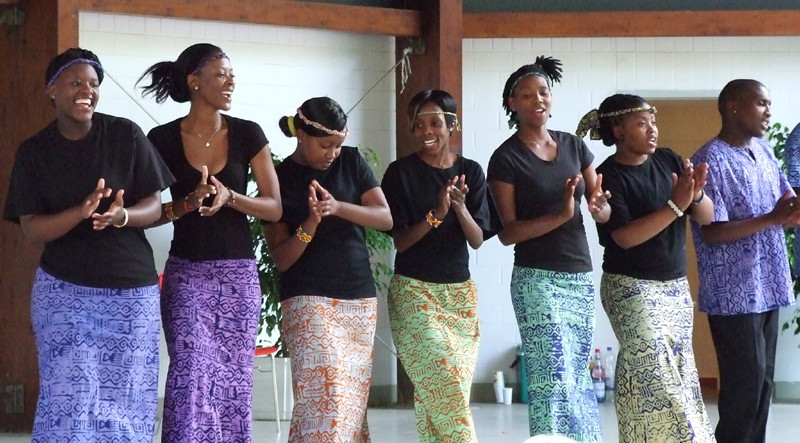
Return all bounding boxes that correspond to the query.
[224,114,261,132]
[96,113,138,131]
[550,129,583,146]
[691,138,724,163]
[147,117,182,139]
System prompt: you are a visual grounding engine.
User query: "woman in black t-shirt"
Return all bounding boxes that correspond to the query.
[577,94,715,443]
[3,48,174,442]
[138,43,282,443]
[263,96,392,442]
[487,57,609,441]
[381,89,500,442]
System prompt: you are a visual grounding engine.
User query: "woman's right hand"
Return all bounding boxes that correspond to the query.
[81,178,112,218]
[560,174,581,220]
[186,166,218,210]
[671,159,696,210]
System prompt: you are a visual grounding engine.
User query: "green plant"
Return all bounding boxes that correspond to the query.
[248,148,394,355]
[767,122,800,334]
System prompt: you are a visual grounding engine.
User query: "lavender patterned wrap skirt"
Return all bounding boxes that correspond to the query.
[160,256,261,443]
[30,268,160,442]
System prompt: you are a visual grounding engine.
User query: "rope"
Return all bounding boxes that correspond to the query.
[346,45,413,115]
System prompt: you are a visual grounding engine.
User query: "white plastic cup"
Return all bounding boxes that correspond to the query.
[503,387,513,405]
[493,371,505,403]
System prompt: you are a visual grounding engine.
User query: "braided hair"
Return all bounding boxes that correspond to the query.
[502,56,562,129]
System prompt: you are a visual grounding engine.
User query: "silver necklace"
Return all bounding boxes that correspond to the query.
[195,123,222,148]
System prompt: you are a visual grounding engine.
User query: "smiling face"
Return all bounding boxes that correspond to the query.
[412,101,452,157]
[47,62,100,129]
[297,130,346,171]
[507,74,551,128]
[614,107,658,165]
[731,83,771,138]
[188,57,235,111]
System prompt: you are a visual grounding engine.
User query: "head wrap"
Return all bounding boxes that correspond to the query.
[45,58,104,92]
[503,55,563,129]
[576,105,657,140]
[297,108,349,138]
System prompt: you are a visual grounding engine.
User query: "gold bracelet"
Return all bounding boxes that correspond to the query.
[296,225,313,243]
[113,208,129,228]
[165,202,179,221]
[426,209,442,228]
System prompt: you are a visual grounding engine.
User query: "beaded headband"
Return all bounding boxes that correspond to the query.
[191,52,229,75]
[297,108,350,138]
[45,58,104,91]
[576,106,657,140]
[411,110,461,131]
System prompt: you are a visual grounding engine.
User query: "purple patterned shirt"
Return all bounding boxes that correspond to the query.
[690,137,795,315]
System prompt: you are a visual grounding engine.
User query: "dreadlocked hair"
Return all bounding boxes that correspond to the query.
[502,56,563,128]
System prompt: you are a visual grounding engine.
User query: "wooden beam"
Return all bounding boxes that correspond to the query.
[464,10,800,38]
[59,0,420,50]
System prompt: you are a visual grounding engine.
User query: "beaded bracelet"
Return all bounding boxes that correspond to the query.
[113,208,129,228]
[296,225,313,243]
[226,187,236,208]
[426,209,442,228]
[666,199,684,218]
[165,202,179,221]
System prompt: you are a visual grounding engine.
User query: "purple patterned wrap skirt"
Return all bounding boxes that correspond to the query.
[160,256,261,443]
[30,268,160,442]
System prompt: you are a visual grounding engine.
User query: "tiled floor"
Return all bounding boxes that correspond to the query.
[2,400,799,442]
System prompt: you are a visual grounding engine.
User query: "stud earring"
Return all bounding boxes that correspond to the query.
[194,86,199,90]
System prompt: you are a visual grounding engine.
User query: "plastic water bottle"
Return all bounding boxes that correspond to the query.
[591,348,606,403]
[604,346,616,393]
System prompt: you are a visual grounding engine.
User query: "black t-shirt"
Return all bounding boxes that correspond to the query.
[381,153,501,283]
[596,148,689,280]
[147,115,266,261]
[270,146,380,301]
[3,113,175,288]
[487,130,594,273]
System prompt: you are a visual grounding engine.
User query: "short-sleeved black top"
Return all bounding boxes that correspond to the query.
[271,146,380,301]
[3,113,175,288]
[596,148,689,281]
[381,153,502,283]
[147,115,266,261]
[487,130,594,273]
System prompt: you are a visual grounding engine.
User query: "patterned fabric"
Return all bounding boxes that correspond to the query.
[387,275,480,443]
[690,136,794,315]
[30,268,160,442]
[510,266,602,442]
[281,296,377,442]
[601,273,716,443]
[160,257,261,443]
[784,123,800,276]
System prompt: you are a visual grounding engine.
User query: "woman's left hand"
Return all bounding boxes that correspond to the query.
[198,175,232,216]
[311,180,339,217]
[449,174,469,209]
[91,189,126,230]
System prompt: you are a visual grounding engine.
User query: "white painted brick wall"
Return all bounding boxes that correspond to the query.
[80,12,800,400]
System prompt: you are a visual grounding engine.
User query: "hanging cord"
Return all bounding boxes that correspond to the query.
[346,45,413,115]
[103,71,162,126]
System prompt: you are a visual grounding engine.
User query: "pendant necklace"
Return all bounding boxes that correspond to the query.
[196,122,222,148]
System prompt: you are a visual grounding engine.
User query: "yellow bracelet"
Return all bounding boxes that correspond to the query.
[296,225,313,243]
[426,210,442,228]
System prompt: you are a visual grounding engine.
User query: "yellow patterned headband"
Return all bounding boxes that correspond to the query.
[576,106,657,140]
[411,111,461,131]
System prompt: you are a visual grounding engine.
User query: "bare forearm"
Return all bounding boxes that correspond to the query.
[701,214,775,245]
[453,205,484,249]
[497,212,570,246]
[335,202,393,231]
[611,206,680,249]
[20,206,85,244]
[229,192,282,222]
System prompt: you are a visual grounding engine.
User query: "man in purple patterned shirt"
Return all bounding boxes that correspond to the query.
[691,79,799,443]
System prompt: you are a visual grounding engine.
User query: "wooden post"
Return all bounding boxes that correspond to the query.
[393,0,463,406]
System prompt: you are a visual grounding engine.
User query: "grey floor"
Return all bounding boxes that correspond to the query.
[2,400,800,442]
